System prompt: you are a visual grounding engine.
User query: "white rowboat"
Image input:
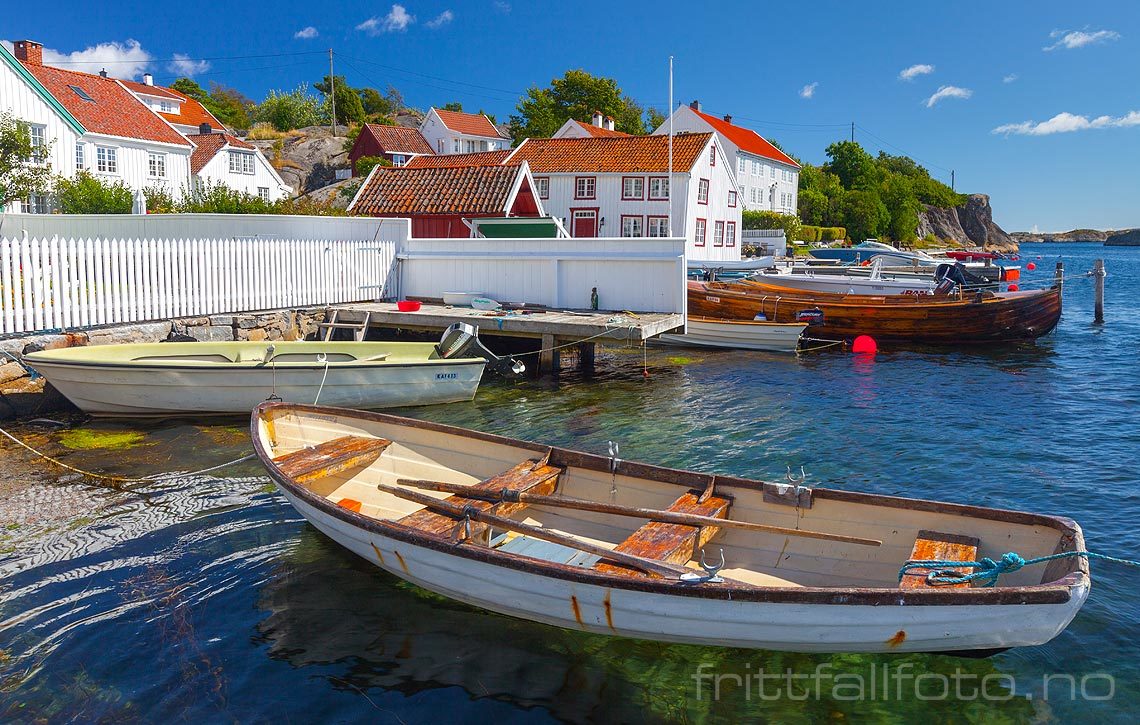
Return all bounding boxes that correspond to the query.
[253,403,1091,654]
[656,317,806,352]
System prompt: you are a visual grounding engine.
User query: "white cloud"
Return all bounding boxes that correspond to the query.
[168,53,210,77]
[426,10,454,28]
[992,110,1140,136]
[898,63,934,81]
[799,82,818,99]
[1044,29,1120,51]
[357,4,416,35]
[294,26,319,39]
[1002,73,1019,83]
[40,39,153,80]
[925,85,972,108]
[494,1,511,13]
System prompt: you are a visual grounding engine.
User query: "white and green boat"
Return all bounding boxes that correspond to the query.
[24,324,510,417]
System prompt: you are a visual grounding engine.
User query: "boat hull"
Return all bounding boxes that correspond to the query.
[754,270,936,296]
[688,280,1063,344]
[656,317,806,352]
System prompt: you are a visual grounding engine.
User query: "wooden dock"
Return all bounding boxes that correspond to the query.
[328,302,683,375]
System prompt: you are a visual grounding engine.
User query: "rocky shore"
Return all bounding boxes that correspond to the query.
[917,194,1017,252]
[1011,228,1140,245]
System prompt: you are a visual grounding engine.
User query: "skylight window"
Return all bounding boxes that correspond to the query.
[69,85,94,102]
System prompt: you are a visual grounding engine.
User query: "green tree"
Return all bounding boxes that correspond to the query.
[354,155,390,177]
[797,188,829,226]
[255,85,327,131]
[0,111,54,208]
[823,141,877,190]
[54,171,133,214]
[208,83,254,129]
[442,102,463,112]
[315,75,366,125]
[171,78,209,102]
[879,174,921,241]
[838,189,889,242]
[360,87,394,118]
[645,107,666,132]
[508,69,647,142]
[742,210,802,242]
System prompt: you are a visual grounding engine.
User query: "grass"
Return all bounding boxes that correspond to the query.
[58,429,147,451]
[246,122,287,141]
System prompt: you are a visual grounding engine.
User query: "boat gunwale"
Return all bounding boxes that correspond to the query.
[252,402,1088,606]
[23,355,487,372]
[685,316,808,329]
[721,279,1061,308]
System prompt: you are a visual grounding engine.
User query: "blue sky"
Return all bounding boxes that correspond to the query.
[6,1,1138,231]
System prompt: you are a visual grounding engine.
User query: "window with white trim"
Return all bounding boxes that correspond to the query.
[534,177,549,199]
[697,178,709,204]
[159,100,174,113]
[75,142,85,170]
[728,190,737,207]
[622,177,644,200]
[229,151,255,175]
[709,146,716,166]
[25,124,46,163]
[391,154,407,167]
[24,195,50,214]
[621,216,643,237]
[575,176,596,199]
[647,216,669,237]
[258,187,270,202]
[770,166,776,179]
[738,157,746,174]
[713,221,724,246]
[648,177,669,200]
[148,152,166,178]
[751,159,759,175]
[694,218,706,246]
[726,221,737,247]
[96,146,118,174]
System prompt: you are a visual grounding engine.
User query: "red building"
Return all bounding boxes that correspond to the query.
[348,162,545,238]
[348,124,435,175]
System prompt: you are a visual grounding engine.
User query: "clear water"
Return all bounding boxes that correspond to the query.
[1,243,1136,723]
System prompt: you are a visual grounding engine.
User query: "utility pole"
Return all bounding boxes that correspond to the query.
[329,48,336,137]
[850,122,855,143]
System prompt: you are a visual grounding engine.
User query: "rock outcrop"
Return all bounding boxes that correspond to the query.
[247,125,352,196]
[1011,229,1109,243]
[917,194,1016,252]
[1106,229,1140,246]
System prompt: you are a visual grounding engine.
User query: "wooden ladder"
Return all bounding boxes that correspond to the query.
[319,309,371,342]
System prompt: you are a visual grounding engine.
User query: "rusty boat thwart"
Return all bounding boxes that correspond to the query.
[687,278,1063,344]
[252,402,1090,654]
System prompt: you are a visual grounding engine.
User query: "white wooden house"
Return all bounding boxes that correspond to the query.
[187,131,291,202]
[552,111,630,139]
[121,75,223,137]
[655,101,800,215]
[2,39,192,213]
[419,107,511,155]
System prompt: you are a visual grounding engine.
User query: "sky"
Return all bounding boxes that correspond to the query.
[4,0,1139,231]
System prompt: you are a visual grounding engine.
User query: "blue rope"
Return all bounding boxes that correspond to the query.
[898,550,1140,588]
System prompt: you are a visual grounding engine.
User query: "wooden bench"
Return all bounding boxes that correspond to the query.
[397,458,563,539]
[595,491,731,577]
[273,435,392,485]
[899,530,980,589]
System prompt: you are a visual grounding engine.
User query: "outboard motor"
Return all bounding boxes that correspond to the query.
[934,262,988,295]
[436,322,525,375]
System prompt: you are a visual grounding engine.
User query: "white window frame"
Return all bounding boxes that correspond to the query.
[621,215,644,238]
[229,151,255,175]
[728,190,737,208]
[770,166,776,179]
[738,157,746,174]
[25,124,47,163]
[575,176,596,200]
[648,176,669,200]
[726,221,737,247]
[159,100,174,113]
[647,216,669,237]
[697,178,709,204]
[24,194,50,214]
[148,152,166,178]
[622,177,644,200]
[713,221,725,247]
[694,218,707,246]
[534,177,550,199]
[75,142,85,170]
[391,154,407,167]
[96,146,118,174]
[258,187,270,202]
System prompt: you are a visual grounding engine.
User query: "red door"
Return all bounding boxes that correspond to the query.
[572,210,597,237]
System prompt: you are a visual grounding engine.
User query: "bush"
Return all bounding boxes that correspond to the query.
[742,210,802,243]
[796,225,821,243]
[819,227,847,242]
[179,182,273,214]
[55,171,133,214]
[142,185,176,214]
[247,122,287,140]
[254,85,327,132]
[354,155,390,177]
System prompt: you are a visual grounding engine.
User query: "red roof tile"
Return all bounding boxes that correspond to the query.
[20,62,190,146]
[119,79,181,100]
[362,124,434,155]
[159,90,224,131]
[433,108,508,139]
[571,120,631,138]
[351,164,524,215]
[688,108,799,168]
[508,134,712,174]
[405,150,512,168]
[186,132,254,174]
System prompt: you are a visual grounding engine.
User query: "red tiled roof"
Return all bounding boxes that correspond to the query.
[119,79,181,100]
[405,150,512,168]
[362,124,434,155]
[571,120,631,138]
[159,90,224,131]
[186,132,254,174]
[688,107,799,168]
[433,108,507,139]
[508,133,712,173]
[20,62,190,146]
[351,164,523,215]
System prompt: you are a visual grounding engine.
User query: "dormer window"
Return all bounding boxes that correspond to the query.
[68,85,94,102]
[159,101,174,114]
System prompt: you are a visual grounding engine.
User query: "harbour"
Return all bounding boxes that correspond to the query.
[1,242,1135,722]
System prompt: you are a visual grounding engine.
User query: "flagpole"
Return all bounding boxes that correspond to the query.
[668,55,674,237]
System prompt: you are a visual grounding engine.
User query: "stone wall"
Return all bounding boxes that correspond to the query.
[0,307,327,420]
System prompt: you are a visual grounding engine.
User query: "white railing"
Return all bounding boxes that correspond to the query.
[0,235,398,335]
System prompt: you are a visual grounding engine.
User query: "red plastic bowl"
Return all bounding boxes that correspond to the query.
[397,300,421,312]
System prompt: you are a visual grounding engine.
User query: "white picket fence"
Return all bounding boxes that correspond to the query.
[0,236,398,335]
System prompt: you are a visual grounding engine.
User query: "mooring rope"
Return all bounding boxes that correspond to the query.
[898,550,1140,588]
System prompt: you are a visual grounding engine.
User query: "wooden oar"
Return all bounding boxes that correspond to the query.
[376,482,692,578]
[395,477,882,548]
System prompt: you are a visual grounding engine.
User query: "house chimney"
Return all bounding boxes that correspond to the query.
[591,110,604,128]
[143,73,154,86]
[723,114,733,124]
[198,123,212,135]
[99,68,108,78]
[690,100,702,112]
[604,115,615,131]
[13,40,43,66]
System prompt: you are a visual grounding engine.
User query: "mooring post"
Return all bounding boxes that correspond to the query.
[1093,259,1105,324]
[578,342,596,374]
[539,334,558,376]
[1054,261,1064,291]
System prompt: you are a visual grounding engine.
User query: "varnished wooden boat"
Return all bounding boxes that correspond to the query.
[252,402,1090,653]
[688,279,1062,344]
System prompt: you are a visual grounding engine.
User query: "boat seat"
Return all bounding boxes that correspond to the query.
[594,490,730,577]
[397,458,563,539]
[272,435,392,485]
[899,530,980,589]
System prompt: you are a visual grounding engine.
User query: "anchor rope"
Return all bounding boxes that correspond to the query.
[510,324,638,358]
[898,550,1140,588]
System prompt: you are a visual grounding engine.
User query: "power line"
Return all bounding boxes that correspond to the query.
[44,50,327,66]
[855,123,953,175]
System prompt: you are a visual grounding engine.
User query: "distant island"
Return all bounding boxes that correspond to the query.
[1012,228,1140,246]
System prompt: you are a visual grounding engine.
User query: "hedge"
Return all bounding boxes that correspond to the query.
[819,227,847,242]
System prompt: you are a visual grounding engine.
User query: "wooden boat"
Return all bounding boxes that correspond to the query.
[24,338,486,417]
[688,256,775,272]
[655,316,806,352]
[252,402,1090,653]
[688,279,1062,344]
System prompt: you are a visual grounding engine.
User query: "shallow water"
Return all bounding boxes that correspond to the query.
[1,243,1137,723]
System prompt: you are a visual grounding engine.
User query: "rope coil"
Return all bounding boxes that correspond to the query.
[899,550,1140,588]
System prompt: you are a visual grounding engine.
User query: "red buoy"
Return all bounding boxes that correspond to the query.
[1027,262,1037,271]
[852,335,877,354]
[1007,283,1020,292]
